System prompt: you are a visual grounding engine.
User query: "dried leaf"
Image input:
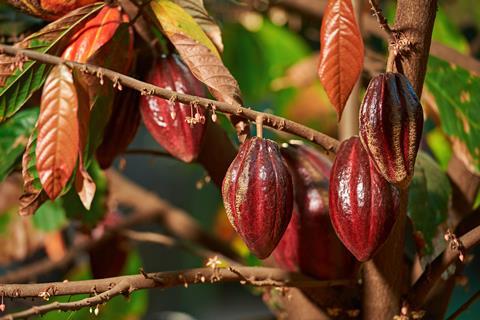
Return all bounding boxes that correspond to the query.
[75,158,96,210]
[36,65,79,200]
[19,130,48,216]
[172,0,223,52]
[151,0,242,106]
[318,0,364,119]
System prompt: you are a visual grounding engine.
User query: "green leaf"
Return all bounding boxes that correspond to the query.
[32,199,67,232]
[0,107,38,182]
[426,127,452,171]
[408,152,452,255]
[62,161,107,227]
[425,56,480,173]
[432,7,469,53]
[0,3,104,121]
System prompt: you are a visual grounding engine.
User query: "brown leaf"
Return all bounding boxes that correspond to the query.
[172,0,224,52]
[74,158,96,210]
[318,0,364,120]
[36,65,79,200]
[19,131,48,216]
[170,33,242,106]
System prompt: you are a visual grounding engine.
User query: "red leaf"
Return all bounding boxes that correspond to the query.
[36,65,79,200]
[318,0,364,120]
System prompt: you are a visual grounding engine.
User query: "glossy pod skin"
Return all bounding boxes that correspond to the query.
[359,72,423,189]
[222,137,293,259]
[329,137,400,261]
[274,142,355,279]
[140,54,206,163]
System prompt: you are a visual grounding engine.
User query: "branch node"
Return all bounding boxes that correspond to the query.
[444,229,466,262]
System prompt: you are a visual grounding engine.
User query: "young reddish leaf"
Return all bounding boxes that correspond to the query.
[62,6,126,63]
[0,3,104,121]
[36,65,79,200]
[172,0,224,52]
[19,130,48,216]
[318,0,364,120]
[44,231,67,262]
[151,0,242,107]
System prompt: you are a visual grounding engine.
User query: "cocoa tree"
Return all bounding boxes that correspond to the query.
[0,0,479,319]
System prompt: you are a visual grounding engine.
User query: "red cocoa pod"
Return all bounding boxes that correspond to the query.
[329,137,400,261]
[89,211,129,278]
[140,54,206,162]
[273,142,355,279]
[222,137,293,259]
[96,88,141,169]
[359,72,423,189]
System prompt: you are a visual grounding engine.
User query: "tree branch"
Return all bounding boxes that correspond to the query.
[0,266,353,319]
[408,224,480,309]
[0,44,340,155]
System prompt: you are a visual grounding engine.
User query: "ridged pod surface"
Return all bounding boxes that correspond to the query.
[359,72,423,188]
[140,54,206,163]
[222,137,293,259]
[329,137,400,261]
[274,142,355,279]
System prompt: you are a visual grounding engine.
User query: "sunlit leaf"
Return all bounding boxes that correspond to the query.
[36,65,79,200]
[0,108,38,182]
[172,0,223,52]
[425,56,480,173]
[408,152,451,255]
[151,0,242,106]
[0,3,104,121]
[318,0,364,119]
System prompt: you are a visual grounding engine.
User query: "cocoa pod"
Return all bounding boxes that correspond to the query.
[329,137,400,261]
[6,0,96,20]
[140,54,206,163]
[274,142,355,279]
[359,72,423,188]
[222,137,293,259]
[96,88,141,169]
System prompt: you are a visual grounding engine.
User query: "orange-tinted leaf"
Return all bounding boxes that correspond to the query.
[6,0,97,20]
[318,0,364,119]
[75,157,96,210]
[62,6,126,63]
[36,65,79,200]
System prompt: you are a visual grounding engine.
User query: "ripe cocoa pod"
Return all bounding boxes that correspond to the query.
[140,54,206,163]
[359,72,423,188]
[274,142,355,279]
[96,88,141,169]
[329,137,400,261]
[222,137,293,259]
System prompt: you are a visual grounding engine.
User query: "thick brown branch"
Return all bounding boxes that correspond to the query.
[0,44,340,155]
[408,224,480,309]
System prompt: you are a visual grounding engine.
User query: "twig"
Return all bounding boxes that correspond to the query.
[446,290,480,320]
[124,148,172,158]
[368,0,395,43]
[0,267,352,298]
[0,44,340,155]
[1,281,131,320]
[408,224,480,308]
